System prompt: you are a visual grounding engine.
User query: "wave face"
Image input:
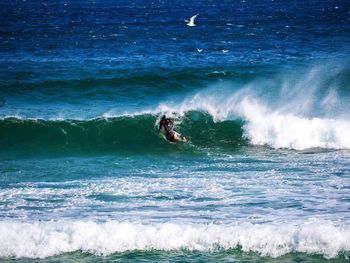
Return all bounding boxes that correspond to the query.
[0,221,349,259]
[0,115,164,155]
[0,113,246,155]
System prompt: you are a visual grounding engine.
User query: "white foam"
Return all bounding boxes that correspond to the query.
[243,111,350,150]
[0,220,349,259]
[101,109,156,119]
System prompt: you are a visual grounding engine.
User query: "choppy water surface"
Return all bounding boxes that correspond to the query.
[0,0,350,261]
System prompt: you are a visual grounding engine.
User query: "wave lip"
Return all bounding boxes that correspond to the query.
[0,221,349,259]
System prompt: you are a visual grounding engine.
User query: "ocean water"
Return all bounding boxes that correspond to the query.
[1,0,350,262]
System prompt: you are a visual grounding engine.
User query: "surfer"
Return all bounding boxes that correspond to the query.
[159,115,187,143]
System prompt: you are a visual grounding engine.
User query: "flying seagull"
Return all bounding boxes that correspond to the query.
[185,14,198,27]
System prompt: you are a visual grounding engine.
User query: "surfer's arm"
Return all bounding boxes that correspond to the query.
[173,131,187,142]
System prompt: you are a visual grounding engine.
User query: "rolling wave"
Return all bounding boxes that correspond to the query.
[0,220,349,259]
[1,107,350,156]
[1,64,350,154]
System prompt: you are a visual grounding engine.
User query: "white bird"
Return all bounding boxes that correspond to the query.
[185,14,198,27]
[222,49,229,53]
[197,49,203,52]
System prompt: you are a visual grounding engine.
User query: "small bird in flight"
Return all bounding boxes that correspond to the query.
[185,14,198,27]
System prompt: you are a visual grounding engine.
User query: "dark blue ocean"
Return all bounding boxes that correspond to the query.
[0,0,350,262]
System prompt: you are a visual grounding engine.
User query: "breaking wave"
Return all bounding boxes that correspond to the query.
[0,220,349,259]
[1,63,350,154]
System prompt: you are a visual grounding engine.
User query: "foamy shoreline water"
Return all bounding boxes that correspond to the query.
[1,220,349,259]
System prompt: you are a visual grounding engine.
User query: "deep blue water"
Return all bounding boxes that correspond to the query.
[0,0,350,262]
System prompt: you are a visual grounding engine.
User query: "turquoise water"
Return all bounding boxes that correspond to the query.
[1,0,350,262]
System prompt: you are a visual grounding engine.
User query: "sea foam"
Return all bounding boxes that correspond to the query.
[0,221,349,259]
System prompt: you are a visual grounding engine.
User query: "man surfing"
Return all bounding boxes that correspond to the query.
[159,115,187,143]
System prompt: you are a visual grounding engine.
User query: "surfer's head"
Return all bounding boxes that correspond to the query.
[159,115,167,130]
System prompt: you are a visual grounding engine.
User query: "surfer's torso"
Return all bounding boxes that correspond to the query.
[160,119,175,141]
[159,115,187,143]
